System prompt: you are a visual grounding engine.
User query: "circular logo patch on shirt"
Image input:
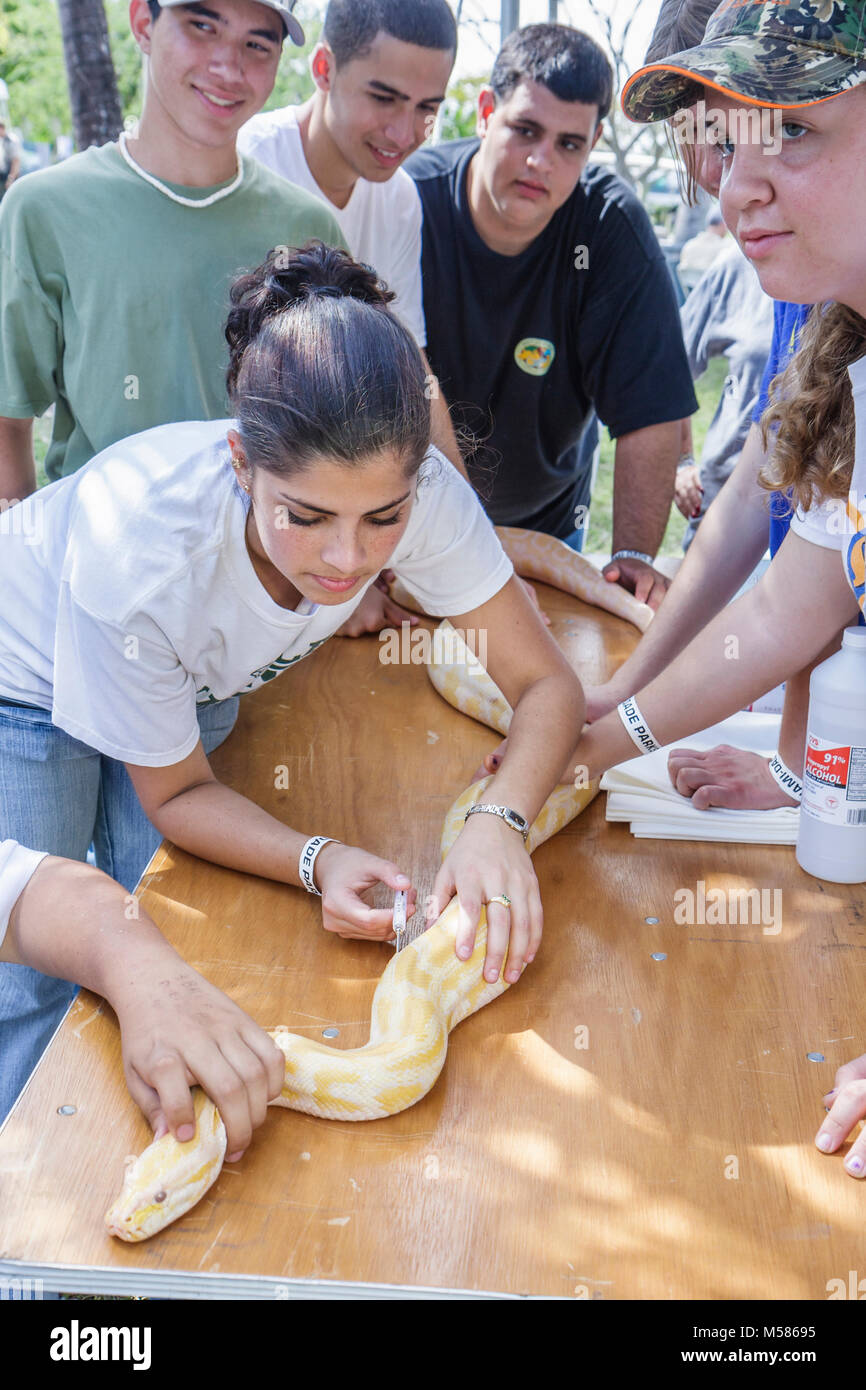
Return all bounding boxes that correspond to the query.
[514,338,556,377]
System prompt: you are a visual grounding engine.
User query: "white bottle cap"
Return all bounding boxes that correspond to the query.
[842,626,866,652]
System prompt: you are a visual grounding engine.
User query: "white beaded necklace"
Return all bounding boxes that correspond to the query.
[117,131,244,208]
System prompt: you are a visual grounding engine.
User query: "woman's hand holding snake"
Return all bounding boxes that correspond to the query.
[430,813,543,985]
[314,841,417,943]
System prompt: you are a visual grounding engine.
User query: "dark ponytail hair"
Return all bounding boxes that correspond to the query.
[225,241,431,479]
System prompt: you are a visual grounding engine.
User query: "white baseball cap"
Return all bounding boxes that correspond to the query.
[157,1,305,48]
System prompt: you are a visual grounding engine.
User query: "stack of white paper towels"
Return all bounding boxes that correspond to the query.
[601,711,799,845]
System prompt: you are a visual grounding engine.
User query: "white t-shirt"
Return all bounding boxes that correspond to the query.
[789,354,866,618]
[0,841,48,950]
[238,107,426,347]
[0,420,512,767]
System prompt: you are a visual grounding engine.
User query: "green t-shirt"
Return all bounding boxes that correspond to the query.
[0,142,345,481]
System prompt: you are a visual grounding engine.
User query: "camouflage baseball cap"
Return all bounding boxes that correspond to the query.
[622,0,866,123]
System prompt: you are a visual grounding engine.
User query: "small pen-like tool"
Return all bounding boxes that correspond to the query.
[392,888,408,952]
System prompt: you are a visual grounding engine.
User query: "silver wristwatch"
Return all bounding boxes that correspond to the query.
[464,803,529,841]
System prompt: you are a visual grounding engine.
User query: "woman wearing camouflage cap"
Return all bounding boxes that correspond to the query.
[483,0,866,1169]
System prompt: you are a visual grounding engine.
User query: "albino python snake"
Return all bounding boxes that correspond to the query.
[106,527,650,1241]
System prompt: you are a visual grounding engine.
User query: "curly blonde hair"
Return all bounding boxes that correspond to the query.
[759,303,866,512]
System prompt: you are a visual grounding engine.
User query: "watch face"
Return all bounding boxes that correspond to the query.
[504,809,529,836]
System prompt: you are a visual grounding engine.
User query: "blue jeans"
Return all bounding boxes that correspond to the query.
[0,696,239,1125]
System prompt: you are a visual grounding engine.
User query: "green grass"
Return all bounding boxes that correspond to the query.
[587,355,729,557]
[34,358,730,558]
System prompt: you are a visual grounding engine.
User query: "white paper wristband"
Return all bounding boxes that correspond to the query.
[299,836,339,895]
[767,752,803,803]
[617,697,662,755]
[611,549,654,567]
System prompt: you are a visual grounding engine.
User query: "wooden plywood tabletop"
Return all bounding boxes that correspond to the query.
[0,586,862,1300]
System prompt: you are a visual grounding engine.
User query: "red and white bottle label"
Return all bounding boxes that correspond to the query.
[803,734,866,826]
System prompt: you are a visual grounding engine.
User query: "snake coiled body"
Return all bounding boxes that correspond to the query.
[106,528,639,1242]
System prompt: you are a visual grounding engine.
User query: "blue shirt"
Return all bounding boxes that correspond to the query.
[752,301,811,555]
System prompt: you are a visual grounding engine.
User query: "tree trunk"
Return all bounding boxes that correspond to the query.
[56,0,123,150]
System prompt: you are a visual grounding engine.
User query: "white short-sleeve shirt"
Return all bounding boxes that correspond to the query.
[789,355,866,618]
[238,107,427,348]
[0,841,48,950]
[0,421,512,766]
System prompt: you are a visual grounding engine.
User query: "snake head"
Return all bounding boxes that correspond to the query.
[105,1089,227,1242]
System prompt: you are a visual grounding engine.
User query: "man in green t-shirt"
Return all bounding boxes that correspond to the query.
[0,0,344,498]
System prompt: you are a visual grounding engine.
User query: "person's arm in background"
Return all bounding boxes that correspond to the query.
[580,183,698,611]
[602,418,680,609]
[0,417,37,502]
[1,853,285,1160]
[675,415,704,519]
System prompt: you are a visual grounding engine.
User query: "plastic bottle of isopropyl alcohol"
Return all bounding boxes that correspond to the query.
[796,626,866,884]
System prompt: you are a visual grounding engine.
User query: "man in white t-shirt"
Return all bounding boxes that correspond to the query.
[239,0,464,480]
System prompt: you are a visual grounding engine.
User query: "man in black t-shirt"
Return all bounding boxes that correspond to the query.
[408,24,697,608]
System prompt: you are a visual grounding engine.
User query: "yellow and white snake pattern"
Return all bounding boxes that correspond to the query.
[106,528,645,1242]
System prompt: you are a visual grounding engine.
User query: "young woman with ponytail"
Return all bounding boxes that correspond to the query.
[0,241,584,1137]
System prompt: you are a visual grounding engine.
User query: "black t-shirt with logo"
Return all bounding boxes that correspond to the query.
[408,138,698,538]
